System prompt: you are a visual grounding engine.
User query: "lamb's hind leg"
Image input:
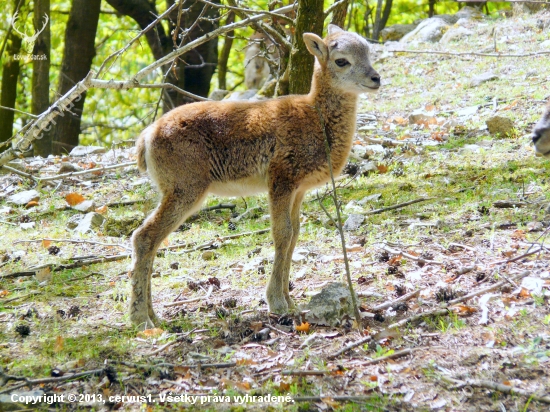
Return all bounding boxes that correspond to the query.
[130,187,207,329]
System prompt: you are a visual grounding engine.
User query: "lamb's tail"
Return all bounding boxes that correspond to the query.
[136,125,154,172]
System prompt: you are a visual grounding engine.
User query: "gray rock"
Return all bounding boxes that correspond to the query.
[358,193,381,205]
[72,200,95,213]
[58,162,82,174]
[202,250,218,260]
[471,72,499,87]
[381,23,418,42]
[455,6,485,20]
[208,89,230,101]
[401,18,450,43]
[541,39,550,49]
[104,212,144,237]
[66,214,83,229]
[7,189,40,206]
[224,90,258,101]
[305,282,358,326]
[440,26,473,44]
[74,212,105,234]
[69,146,106,157]
[486,116,515,137]
[343,213,365,231]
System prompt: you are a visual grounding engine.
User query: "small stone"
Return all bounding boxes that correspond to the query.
[305,283,358,326]
[69,146,106,157]
[72,200,95,213]
[74,212,105,234]
[343,213,365,231]
[7,189,40,206]
[202,250,218,260]
[58,162,82,174]
[470,72,499,87]
[292,252,307,263]
[358,193,381,205]
[541,39,550,49]
[104,212,144,237]
[66,214,83,229]
[486,116,515,137]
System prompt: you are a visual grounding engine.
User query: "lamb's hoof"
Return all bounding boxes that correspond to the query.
[285,296,296,310]
[130,310,158,330]
[268,296,289,315]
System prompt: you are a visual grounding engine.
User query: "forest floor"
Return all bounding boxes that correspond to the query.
[1,10,550,412]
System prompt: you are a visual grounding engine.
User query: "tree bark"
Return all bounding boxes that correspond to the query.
[218,12,235,90]
[32,0,51,156]
[0,23,22,143]
[50,0,101,155]
[380,0,393,33]
[288,0,324,95]
[330,0,350,28]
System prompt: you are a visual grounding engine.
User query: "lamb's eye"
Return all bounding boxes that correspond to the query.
[335,58,349,67]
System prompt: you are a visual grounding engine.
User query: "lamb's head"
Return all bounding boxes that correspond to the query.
[303,24,380,95]
[533,101,550,157]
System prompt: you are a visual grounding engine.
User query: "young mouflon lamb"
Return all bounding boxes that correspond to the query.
[533,100,550,157]
[130,25,380,328]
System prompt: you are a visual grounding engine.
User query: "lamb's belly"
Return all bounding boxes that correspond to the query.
[209,176,268,197]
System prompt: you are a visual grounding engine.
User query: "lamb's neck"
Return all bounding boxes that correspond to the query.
[309,70,360,144]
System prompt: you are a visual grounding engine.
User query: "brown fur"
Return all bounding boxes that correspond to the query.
[533,100,550,158]
[129,25,380,328]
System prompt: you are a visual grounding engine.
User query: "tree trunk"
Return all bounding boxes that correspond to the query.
[372,0,384,40]
[105,0,171,60]
[0,28,22,143]
[50,0,100,155]
[32,0,52,156]
[165,0,219,108]
[380,0,393,32]
[288,0,324,95]
[330,0,350,28]
[107,0,219,111]
[428,0,436,17]
[218,12,235,90]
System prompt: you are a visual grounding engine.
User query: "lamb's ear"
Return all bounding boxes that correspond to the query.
[303,33,328,65]
[328,24,344,35]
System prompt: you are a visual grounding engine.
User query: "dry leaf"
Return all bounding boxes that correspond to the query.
[35,266,52,282]
[41,239,51,248]
[377,164,388,174]
[65,193,85,206]
[278,382,290,391]
[54,336,64,353]
[26,200,39,209]
[518,288,531,298]
[452,305,478,315]
[296,322,310,333]
[236,358,257,366]
[173,366,190,375]
[137,328,164,338]
[249,321,264,332]
[388,255,402,266]
[0,290,9,298]
[95,205,108,214]
[510,230,526,240]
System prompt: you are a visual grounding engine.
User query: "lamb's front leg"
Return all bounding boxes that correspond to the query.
[282,190,305,309]
[266,190,294,314]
